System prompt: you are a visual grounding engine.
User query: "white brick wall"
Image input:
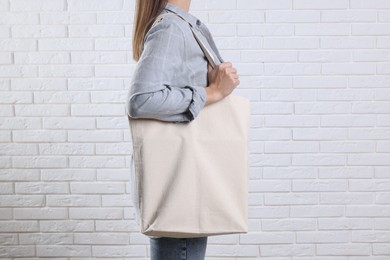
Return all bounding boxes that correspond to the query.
[1,0,390,259]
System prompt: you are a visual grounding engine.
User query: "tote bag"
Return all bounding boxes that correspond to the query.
[127,11,250,238]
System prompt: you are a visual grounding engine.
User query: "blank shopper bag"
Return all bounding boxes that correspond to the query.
[127,11,250,238]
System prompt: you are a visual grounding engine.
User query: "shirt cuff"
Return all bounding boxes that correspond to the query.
[185,86,207,121]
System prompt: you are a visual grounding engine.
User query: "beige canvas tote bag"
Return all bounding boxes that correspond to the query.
[127,11,250,238]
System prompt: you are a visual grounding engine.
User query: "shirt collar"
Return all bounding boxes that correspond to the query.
[164,2,200,29]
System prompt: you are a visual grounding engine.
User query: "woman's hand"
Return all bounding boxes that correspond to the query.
[205,62,240,106]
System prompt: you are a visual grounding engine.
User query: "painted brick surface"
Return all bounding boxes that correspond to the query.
[1,0,390,259]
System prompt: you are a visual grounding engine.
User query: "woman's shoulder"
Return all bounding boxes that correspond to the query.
[146,11,192,39]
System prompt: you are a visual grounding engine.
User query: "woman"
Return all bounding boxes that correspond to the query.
[128,0,240,259]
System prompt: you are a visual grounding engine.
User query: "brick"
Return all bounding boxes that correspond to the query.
[36,245,91,257]
[40,12,96,25]
[299,50,351,62]
[263,167,317,179]
[321,192,374,204]
[294,0,349,9]
[74,233,129,245]
[12,25,67,38]
[297,231,349,243]
[71,104,124,116]
[40,220,94,232]
[14,208,67,220]
[293,180,347,191]
[69,208,122,219]
[69,156,125,168]
[319,218,373,230]
[250,128,291,141]
[39,39,93,51]
[0,143,38,155]
[39,143,94,155]
[240,232,293,244]
[319,167,373,179]
[71,52,127,64]
[249,206,289,218]
[0,117,41,129]
[0,209,12,220]
[265,63,321,75]
[0,12,38,24]
[0,246,35,257]
[0,169,40,181]
[12,156,67,168]
[19,233,73,245]
[291,206,344,217]
[0,221,39,232]
[14,51,70,65]
[322,10,377,22]
[265,141,318,153]
[262,219,316,231]
[68,130,123,142]
[15,182,69,194]
[34,91,89,103]
[265,115,318,127]
[242,50,297,62]
[43,117,95,129]
[265,193,319,205]
[68,79,124,91]
[293,128,348,140]
[267,10,320,22]
[0,65,37,77]
[47,195,100,207]
[321,37,375,49]
[321,116,376,127]
[260,244,315,257]
[15,104,69,116]
[67,0,123,11]
[237,0,292,9]
[0,105,10,116]
[250,154,291,166]
[317,244,370,256]
[347,206,390,217]
[320,141,376,153]
[349,180,390,191]
[249,180,290,192]
[13,130,66,142]
[296,24,350,36]
[206,245,259,257]
[238,24,293,36]
[350,128,390,140]
[69,25,124,37]
[10,0,66,11]
[210,11,265,23]
[0,234,17,245]
[11,78,67,90]
[351,0,390,9]
[296,103,350,114]
[71,182,125,194]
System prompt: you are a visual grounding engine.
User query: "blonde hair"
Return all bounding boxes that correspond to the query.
[132,0,168,61]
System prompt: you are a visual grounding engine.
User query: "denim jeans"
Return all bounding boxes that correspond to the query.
[149,236,208,260]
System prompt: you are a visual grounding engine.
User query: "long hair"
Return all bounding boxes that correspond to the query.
[132,0,168,61]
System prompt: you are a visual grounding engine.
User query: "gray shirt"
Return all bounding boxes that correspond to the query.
[126,2,224,123]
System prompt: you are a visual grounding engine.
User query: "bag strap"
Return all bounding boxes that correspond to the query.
[150,11,217,69]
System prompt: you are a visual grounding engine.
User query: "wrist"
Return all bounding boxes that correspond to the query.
[205,85,220,106]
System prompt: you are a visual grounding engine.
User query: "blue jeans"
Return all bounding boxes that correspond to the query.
[149,236,208,260]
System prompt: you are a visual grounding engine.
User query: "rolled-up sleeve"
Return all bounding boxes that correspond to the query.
[127,18,207,122]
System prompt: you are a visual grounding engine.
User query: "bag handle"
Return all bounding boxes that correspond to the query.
[150,11,217,69]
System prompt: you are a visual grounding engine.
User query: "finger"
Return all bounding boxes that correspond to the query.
[228,67,238,74]
[220,61,232,69]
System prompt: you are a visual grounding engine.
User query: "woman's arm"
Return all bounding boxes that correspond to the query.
[127,18,207,122]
